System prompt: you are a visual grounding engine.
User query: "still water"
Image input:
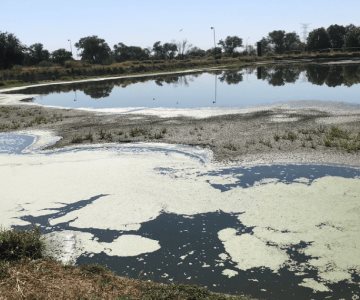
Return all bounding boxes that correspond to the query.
[12,64,360,109]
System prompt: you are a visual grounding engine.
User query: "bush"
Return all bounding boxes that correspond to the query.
[0,228,44,261]
[0,261,9,279]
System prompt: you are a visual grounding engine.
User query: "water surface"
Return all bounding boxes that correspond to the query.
[0,133,34,154]
[11,64,360,109]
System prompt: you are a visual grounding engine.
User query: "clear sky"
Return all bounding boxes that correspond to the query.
[2,0,359,53]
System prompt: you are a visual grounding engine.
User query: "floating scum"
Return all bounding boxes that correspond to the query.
[0,131,359,293]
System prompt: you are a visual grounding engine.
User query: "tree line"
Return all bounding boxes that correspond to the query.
[260,24,360,54]
[0,33,246,69]
[1,23,360,69]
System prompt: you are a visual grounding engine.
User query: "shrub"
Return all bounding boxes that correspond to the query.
[327,126,350,140]
[223,142,237,151]
[0,261,9,279]
[0,228,44,261]
[130,127,148,137]
[71,136,83,144]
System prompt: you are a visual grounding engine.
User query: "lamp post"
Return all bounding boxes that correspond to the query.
[246,37,250,54]
[210,27,216,58]
[67,39,73,57]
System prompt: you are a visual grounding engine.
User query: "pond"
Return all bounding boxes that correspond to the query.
[9,64,360,110]
[1,132,359,300]
[0,132,34,154]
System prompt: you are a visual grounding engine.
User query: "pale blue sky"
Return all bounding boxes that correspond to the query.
[2,0,359,52]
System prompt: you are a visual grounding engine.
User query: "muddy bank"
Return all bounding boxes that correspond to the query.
[0,103,359,166]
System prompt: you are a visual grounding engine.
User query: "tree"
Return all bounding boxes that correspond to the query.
[344,26,360,49]
[284,32,302,52]
[152,41,177,59]
[258,37,272,55]
[152,41,165,59]
[176,39,192,59]
[25,43,50,65]
[261,31,302,54]
[307,28,331,51]
[187,47,206,58]
[0,31,24,69]
[113,43,149,62]
[206,47,222,59]
[218,36,243,56]
[75,36,111,64]
[327,24,346,49]
[51,48,72,65]
[163,42,178,59]
[268,30,286,54]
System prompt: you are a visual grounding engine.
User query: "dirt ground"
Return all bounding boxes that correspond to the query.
[0,103,359,166]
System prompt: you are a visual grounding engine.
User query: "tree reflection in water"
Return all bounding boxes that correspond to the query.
[11,64,360,100]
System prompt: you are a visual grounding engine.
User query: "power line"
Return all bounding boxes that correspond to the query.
[300,23,310,43]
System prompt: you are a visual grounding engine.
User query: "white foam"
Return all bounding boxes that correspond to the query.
[218,229,289,272]
[0,131,359,291]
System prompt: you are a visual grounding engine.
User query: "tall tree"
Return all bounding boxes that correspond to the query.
[26,43,50,65]
[268,30,286,54]
[0,31,24,69]
[176,40,192,59]
[284,32,302,52]
[344,26,360,49]
[163,42,178,59]
[218,36,243,56]
[258,37,272,55]
[307,28,331,51]
[75,36,111,64]
[152,41,165,59]
[152,42,177,59]
[327,24,346,49]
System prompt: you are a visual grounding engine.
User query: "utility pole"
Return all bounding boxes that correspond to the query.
[67,39,73,57]
[210,27,216,59]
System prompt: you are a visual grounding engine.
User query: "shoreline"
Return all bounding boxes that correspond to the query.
[0,60,359,166]
[0,104,359,167]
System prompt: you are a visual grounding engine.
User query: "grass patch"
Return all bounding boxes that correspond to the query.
[0,227,44,261]
[142,283,243,300]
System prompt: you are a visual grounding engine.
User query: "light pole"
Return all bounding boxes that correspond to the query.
[246,37,250,54]
[67,39,73,57]
[210,27,216,58]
